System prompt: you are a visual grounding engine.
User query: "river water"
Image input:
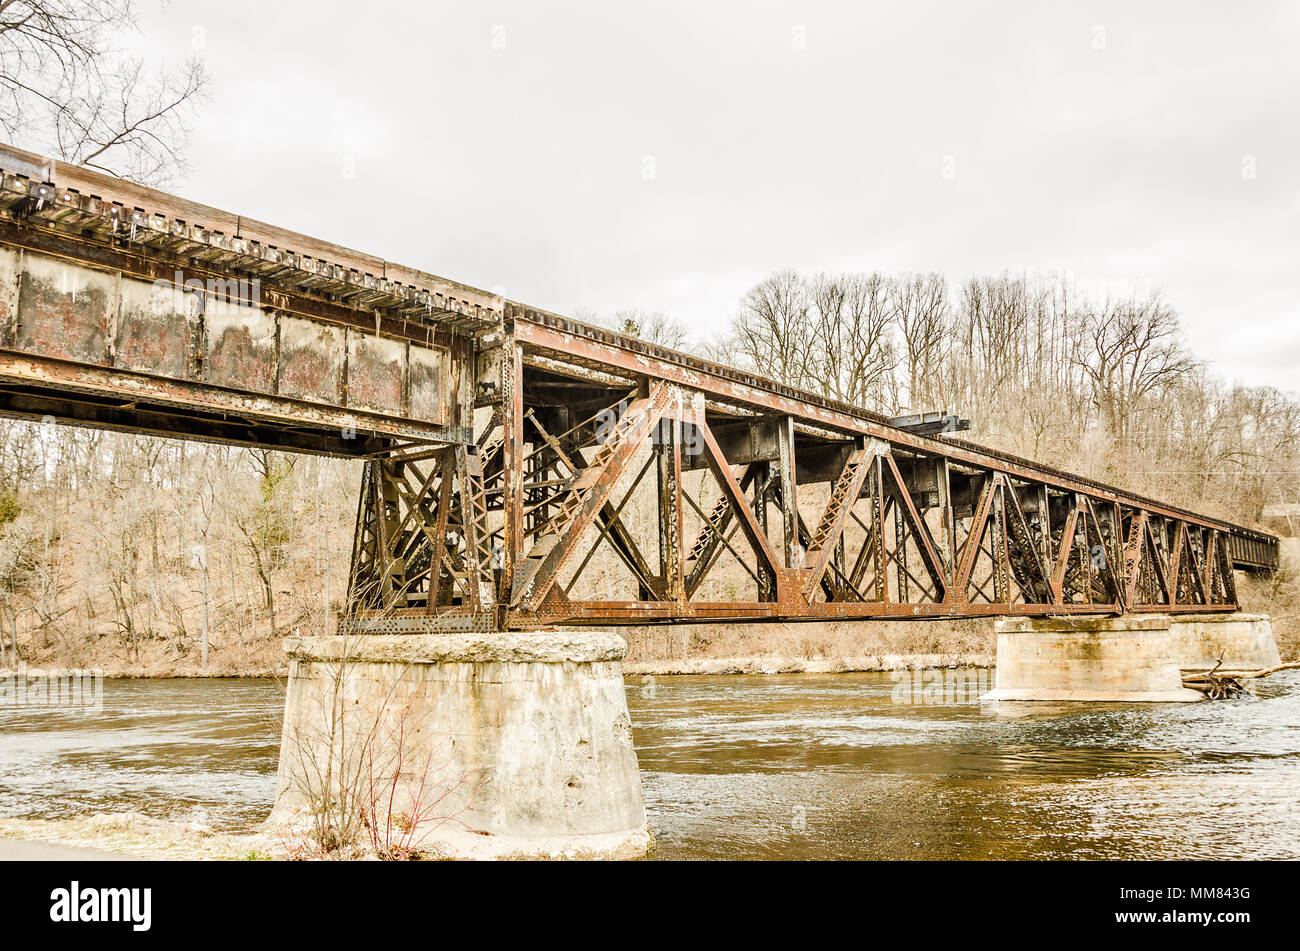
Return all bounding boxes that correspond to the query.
[1,671,1297,859]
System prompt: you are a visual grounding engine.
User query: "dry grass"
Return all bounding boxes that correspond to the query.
[5,632,289,678]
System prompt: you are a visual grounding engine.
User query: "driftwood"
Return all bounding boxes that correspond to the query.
[1181,657,1300,700]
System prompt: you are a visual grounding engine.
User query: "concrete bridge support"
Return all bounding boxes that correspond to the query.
[267,630,652,859]
[981,615,1203,702]
[1169,613,1280,671]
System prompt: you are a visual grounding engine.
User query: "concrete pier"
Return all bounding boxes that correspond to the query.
[267,630,652,860]
[1169,613,1280,671]
[981,615,1202,702]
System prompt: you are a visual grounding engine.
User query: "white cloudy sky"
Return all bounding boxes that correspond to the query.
[131,1,1299,391]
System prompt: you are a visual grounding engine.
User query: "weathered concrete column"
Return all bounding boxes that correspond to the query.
[267,630,652,859]
[1169,613,1280,671]
[981,615,1202,702]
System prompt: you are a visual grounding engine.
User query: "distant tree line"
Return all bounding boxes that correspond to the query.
[685,269,1295,530]
[589,270,1298,532]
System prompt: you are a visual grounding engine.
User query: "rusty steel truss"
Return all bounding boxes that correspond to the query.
[0,142,1278,634]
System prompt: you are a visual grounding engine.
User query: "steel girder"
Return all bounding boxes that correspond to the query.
[353,332,1260,631]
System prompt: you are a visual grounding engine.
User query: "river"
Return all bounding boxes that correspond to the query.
[1,671,1297,859]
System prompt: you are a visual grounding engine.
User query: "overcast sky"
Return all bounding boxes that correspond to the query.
[131,1,1299,392]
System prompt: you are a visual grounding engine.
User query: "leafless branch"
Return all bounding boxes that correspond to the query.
[0,0,207,184]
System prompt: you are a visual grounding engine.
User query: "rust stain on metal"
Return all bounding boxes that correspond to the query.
[204,304,277,394]
[347,331,404,415]
[279,315,344,404]
[115,276,191,378]
[15,255,112,365]
[0,247,17,344]
[407,344,447,423]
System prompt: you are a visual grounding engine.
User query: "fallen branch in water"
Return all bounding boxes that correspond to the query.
[1182,658,1300,700]
[1182,677,1246,699]
[1183,661,1300,681]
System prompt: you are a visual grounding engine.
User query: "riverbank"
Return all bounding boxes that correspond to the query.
[0,653,997,680]
[618,617,997,675]
[0,814,279,861]
[622,654,995,675]
[0,617,1002,678]
[2,579,1294,678]
[0,837,134,860]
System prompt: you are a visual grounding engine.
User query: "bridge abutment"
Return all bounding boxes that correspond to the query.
[1169,613,1280,671]
[267,630,652,859]
[981,615,1203,702]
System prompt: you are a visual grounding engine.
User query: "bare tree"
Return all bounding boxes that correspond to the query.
[807,272,895,409]
[607,308,690,350]
[232,450,294,633]
[728,270,814,389]
[890,272,949,412]
[1074,290,1198,442]
[0,490,38,663]
[954,275,1034,412]
[0,0,208,184]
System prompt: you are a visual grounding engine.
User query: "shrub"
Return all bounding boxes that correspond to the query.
[0,489,19,526]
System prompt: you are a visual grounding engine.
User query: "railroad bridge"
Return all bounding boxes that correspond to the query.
[0,142,1282,857]
[0,143,1276,634]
